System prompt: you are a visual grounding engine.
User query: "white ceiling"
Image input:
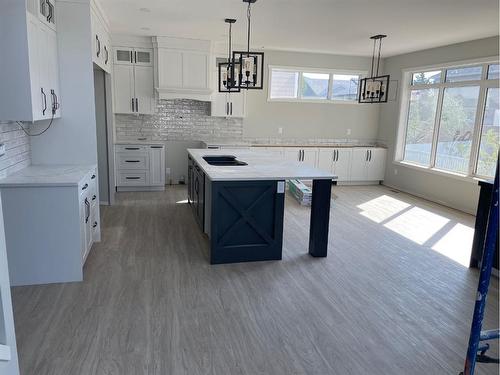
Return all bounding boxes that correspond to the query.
[100,0,499,57]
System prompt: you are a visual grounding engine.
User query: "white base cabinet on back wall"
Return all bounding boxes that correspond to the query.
[115,144,166,191]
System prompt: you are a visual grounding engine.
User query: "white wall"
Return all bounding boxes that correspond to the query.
[243,50,381,140]
[30,0,98,166]
[378,36,499,214]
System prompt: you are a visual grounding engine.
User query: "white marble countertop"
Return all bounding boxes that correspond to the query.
[188,149,336,181]
[115,141,164,146]
[201,140,386,148]
[0,165,96,187]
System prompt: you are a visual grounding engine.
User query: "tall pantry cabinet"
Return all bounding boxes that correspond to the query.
[0,0,62,122]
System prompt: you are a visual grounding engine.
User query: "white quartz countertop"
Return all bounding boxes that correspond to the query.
[0,165,95,187]
[115,141,164,146]
[188,149,336,181]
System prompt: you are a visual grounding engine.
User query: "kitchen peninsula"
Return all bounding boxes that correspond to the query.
[187,149,336,264]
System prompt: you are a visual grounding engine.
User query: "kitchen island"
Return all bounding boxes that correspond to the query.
[187,149,336,264]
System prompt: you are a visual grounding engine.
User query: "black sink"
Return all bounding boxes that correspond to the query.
[203,155,247,166]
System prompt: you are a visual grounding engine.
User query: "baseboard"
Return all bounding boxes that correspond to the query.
[382,183,475,215]
[117,186,166,192]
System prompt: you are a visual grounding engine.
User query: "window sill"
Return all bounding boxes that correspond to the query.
[267,98,361,104]
[393,160,484,184]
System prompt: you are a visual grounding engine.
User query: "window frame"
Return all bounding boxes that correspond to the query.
[395,57,500,180]
[267,65,366,104]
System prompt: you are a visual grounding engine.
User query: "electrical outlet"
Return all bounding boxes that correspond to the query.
[346,129,351,136]
[278,127,283,135]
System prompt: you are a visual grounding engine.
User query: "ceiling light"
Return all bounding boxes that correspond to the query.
[218,19,241,93]
[358,35,390,104]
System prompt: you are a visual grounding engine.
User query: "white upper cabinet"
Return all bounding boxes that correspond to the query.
[0,2,61,122]
[91,3,111,73]
[211,57,246,118]
[113,47,154,115]
[153,37,212,101]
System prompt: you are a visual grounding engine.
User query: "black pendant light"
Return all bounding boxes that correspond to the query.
[218,18,241,93]
[358,35,390,104]
[232,0,264,90]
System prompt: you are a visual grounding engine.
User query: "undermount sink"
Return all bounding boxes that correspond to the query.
[203,155,248,166]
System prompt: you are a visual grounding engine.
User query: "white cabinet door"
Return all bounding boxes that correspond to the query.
[27,16,43,121]
[318,149,334,173]
[302,149,318,168]
[47,28,60,118]
[80,192,92,261]
[350,148,370,181]
[113,65,135,114]
[211,92,229,116]
[37,22,50,119]
[284,148,301,162]
[366,148,386,181]
[134,48,153,66]
[182,52,208,89]
[259,147,284,159]
[157,50,183,88]
[228,92,245,117]
[114,47,133,65]
[149,146,165,186]
[134,66,154,115]
[333,148,352,182]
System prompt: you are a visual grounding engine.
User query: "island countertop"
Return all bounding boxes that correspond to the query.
[187,149,336,181]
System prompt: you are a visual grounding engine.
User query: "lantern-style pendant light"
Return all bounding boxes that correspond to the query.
[233,0,264,90]
[358,35,390,104]
[218,18,241,93]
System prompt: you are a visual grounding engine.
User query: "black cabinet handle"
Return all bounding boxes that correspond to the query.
[125,160,141,163]
[370,150,372,162]
[126,177,141,180]
[82,183,88,191]
[93,222,98,228]
[131,98,135,112]
[96,35,100,57]
[125,147,140,150]
[134,51,137,64]
[47,1,53,23]
[91,174,96,179]
[226,102,229,115]
[41,88,47,115]
[230,102,233,115]
[104,46,108,64]
[135,98,138,112]
[92,194,97,201]
[84,198,90,223]
[150,146,163,149]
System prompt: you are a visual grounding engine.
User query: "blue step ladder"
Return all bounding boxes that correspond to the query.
[461,160,499,375]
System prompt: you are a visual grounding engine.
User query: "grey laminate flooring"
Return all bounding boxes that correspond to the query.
[12,185,499,375]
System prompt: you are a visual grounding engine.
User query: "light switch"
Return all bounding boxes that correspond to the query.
[277,181,285,193]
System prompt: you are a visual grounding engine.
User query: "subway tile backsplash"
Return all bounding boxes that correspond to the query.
[0,122,31,178]
[115,99,243,142]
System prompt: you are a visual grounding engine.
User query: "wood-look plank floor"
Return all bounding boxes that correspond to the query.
[12,185,499,375]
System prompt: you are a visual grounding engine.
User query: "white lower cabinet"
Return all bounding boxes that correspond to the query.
[115,144,166,191]
[0,166,100,286]
[283,148,319,168]
[350,148,386,182]
[318,148,353,182]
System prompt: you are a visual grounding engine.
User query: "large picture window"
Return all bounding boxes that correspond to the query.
[268,66,365,103]
[398,60,500,179]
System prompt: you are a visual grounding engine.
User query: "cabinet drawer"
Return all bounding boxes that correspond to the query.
[117,153,149,170]
[115,145,149,153]
[117,171,149,186]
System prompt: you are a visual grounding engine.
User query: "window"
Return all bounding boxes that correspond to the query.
[268,66,364,103]
[269,70,299,99]
[301,73,329,99]
[399,60,500,179]
[331,74,359,101]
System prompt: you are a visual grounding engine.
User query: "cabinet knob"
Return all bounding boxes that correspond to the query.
[91,174,96,179]
[92,195,97,201]
[82,183,88,190]
[93,222,98,228]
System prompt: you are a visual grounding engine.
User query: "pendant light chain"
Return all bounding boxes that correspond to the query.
[228,22,232,63]
[376,38,382,77]
[247,2,251,53]
[370,38,376,77]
